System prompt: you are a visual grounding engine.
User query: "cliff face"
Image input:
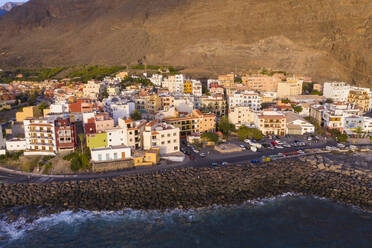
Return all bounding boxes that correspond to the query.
[0,0,370,86]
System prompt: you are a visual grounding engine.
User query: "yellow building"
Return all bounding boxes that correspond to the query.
[16,106,39,122]
[277,78,303,98]
[218,73,235,88]
[347,90,370,112]
[133,148,160,166]
[86,132,108,149]
[135,94,162,114]
[164,110,216,136]
[183,80,193,94]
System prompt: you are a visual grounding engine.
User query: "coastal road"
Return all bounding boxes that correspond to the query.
[0,141,368,184]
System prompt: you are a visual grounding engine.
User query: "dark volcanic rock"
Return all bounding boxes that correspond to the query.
[0,160,371,211]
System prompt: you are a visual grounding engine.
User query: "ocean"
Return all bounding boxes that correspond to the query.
[0,194,371,248]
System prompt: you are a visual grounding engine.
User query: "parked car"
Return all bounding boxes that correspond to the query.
[200,153,206,157]
[337,143,345,148]
[283,144,291,148]
[349,145,357,150]
[297,150,305,154]
[244,139,251,143]
[251,146,258,152]
[276,145,284,149]
[221,162,229,166]
[211,162,218,167]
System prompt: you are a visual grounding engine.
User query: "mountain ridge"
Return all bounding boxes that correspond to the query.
[0,0,370,86]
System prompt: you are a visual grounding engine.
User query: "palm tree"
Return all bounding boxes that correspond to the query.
[355,126,363,138]
[78,133,85,154]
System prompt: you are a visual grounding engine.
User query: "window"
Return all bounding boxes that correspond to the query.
[106,153,110,161]
[114,153,118,160]
[98,154,102,161]
[174,146,178,150]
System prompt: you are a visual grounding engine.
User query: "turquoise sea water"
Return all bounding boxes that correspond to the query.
[1,194,371,248]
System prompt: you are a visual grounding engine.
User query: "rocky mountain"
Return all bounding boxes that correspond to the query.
[0,0,371,86]
[0,2,24,16]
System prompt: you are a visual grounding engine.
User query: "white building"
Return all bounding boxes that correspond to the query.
[192,80,202,96]
[107,102,135,124]
[323,102,363,131]
[107,128,126,147]
[323,82,351,102]
[50,103,69,114]
[143,121,180,155]
[24,119,57,156]
[6,138,27,151]
[362,117,372,133]
[174,97,194,113]
[149,74,163,86]
[284,112,315,135]
[83,80,104,99]
[228,91,262,111]
[91,145,131,162]
[162,74,184,94]
[207,79,220,90]
[228,106,256,126]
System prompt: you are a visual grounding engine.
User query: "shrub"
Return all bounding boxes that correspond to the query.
[71,157,82,172]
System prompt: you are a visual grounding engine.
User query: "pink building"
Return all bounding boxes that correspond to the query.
[95,113,114,132]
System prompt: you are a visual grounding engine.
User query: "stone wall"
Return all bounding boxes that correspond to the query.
[92,159,134,172]
[0,159,370,211]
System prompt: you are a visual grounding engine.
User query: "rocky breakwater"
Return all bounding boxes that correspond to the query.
[0,159,371,211]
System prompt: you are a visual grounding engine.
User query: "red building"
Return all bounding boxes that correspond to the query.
[54,118,78,152]
[84,117,96,134]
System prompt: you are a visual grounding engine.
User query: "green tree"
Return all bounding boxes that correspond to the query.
[201,132,219,143]
[234,77,242,83]
[237,126,263,141]
[131,110,142,120]
[310,90,321,95]
[101,88,109,100]
[325,98,333,103]
[217,116,235,138]
[38,101,49,111]
[291,104,303,114]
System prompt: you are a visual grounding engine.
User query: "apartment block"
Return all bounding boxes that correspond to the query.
[228,91,261,111]
[241,74,279,92]
[218,73,235,88]
[162,74,184,94]
[134,94,162,114]
[323,103,363,131]
[24,119,57,156]
[143,121,180,155]
[255,110,286,136]
[192,80,202,96]
[95,113,115,132]
[323,82,350,102]
[228,106,256,126]
[54,118,77,152]
[200,94,227,117]
[83,80,104,99]
[277,78,303,98]
[183,80,193,94]
[118,119,147,149]
[347,90,371,112]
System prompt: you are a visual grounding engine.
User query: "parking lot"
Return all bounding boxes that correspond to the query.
[180,134,338,167]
